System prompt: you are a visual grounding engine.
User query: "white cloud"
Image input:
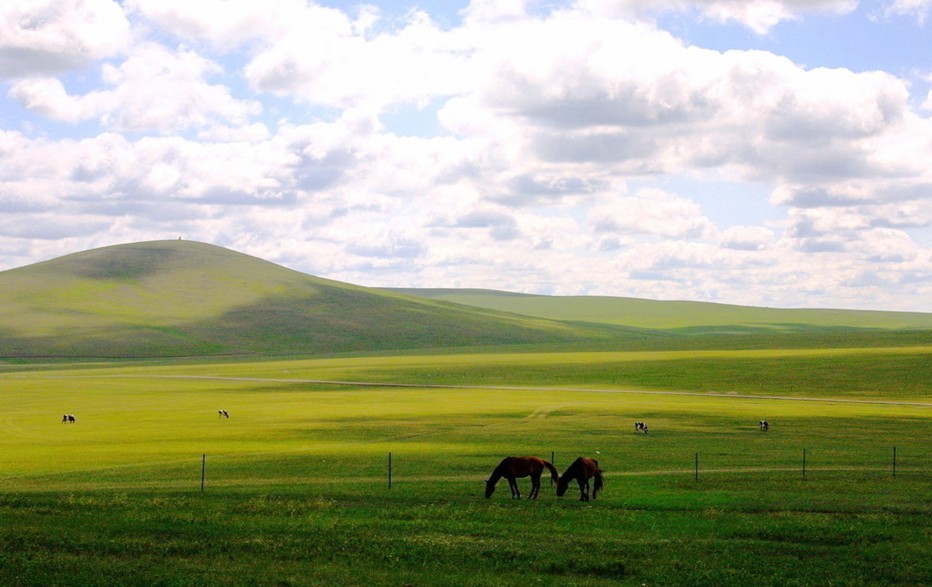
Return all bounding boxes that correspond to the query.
[573,0,857,33]
[589,189,715,239]
[7,77,85,121]
[0,0,130,77]
[461,0,532,23]
[455,15,913,188]
[720,226,774,251]
[883,0,932,23]
[10,43,262,132]
[244,9,470,111]
[856,228,919,263]
[125,0,305,48]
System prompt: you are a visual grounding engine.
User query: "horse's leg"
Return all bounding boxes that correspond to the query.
[579,479,590,501]
[508,477,520,499]
[529,473,541,499]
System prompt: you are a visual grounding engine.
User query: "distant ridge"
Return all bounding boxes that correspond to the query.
[0,240,609,358]
[386,288,932,331]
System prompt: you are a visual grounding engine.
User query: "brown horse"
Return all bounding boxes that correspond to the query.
[556,457,603,501]
[485,456,559,499]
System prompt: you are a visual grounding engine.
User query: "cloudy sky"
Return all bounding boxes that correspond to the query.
[1,0,931,311]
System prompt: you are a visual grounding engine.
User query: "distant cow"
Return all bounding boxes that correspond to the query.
[61,414,75,423]
[759,420,769,431]
[218,410,229,419]
[634,421,649,434]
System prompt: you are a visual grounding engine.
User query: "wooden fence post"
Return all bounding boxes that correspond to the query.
[388,452,393,489]
[694,452,699,481]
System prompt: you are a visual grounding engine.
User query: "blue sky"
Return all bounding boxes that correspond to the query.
[0,0,930,311]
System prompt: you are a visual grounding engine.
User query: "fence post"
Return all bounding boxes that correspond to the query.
[388,452,393,489]
[200,454,206,493]
[694,452,699,482]
[551,451,555,486]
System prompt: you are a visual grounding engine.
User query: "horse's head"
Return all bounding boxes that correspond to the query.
[484,478,496,498]
[555,476,568,497]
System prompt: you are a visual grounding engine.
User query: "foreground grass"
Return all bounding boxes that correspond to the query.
[1,475,930,586]
[1,352,929,585]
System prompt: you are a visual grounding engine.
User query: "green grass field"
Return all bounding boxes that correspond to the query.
[1,349,929,586]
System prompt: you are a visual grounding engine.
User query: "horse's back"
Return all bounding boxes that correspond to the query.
[566,456,600,478]
[499,455,547,476]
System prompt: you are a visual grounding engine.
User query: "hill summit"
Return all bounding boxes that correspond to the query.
[0,240,595,358]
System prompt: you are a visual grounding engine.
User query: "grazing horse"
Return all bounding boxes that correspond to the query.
[634,421,649,433]
[759,420,769,431]
[218,410,229,419]
[61,414,75,423]
[485,456,559,499]
[556,457,603,501]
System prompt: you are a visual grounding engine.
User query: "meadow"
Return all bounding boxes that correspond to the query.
[0,347,929,586]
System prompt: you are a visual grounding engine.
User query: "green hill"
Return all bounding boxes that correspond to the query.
[387,288,932,332]
[2,240,929,359]
[0,241,609,358]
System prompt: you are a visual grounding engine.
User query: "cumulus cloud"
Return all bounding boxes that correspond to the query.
[574,0,857,33]
[243,8,469,111]
[132,1,467,113]
[720,226,774,251]
[10,43,261,132]
[455,15,912,187]
[589,189,715,239]
[883,0,932,23]
[0,0,130,77]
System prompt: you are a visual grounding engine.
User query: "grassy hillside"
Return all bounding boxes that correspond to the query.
[0,241,610,358]
[2,240,929,359]
[389,288,932,331]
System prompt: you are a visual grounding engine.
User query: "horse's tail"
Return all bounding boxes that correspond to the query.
[593,468,604,498]
[543,460,559,484]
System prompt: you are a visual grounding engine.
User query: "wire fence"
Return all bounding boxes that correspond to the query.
[192,446,929,493]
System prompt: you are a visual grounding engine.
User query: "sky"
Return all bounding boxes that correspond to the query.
[1,0,931,312]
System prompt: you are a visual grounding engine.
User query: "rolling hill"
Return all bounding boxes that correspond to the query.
[0,240,929,359]
[0,240,614,358]
[387,288,932,331]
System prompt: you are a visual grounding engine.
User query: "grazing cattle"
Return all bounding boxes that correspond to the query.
[759,420,769,431]
[218,410,229,419]
[485,456,559,499]
[556,457,604,501]
[61,414,75,423]
[634,421,649,434]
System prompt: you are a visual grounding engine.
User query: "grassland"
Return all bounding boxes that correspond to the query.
[1,241,930,584]
[1,349,929,586]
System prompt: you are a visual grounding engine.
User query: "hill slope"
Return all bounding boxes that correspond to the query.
[2,241,929,359]
[0,241,611,358]
[387,289,932,331]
